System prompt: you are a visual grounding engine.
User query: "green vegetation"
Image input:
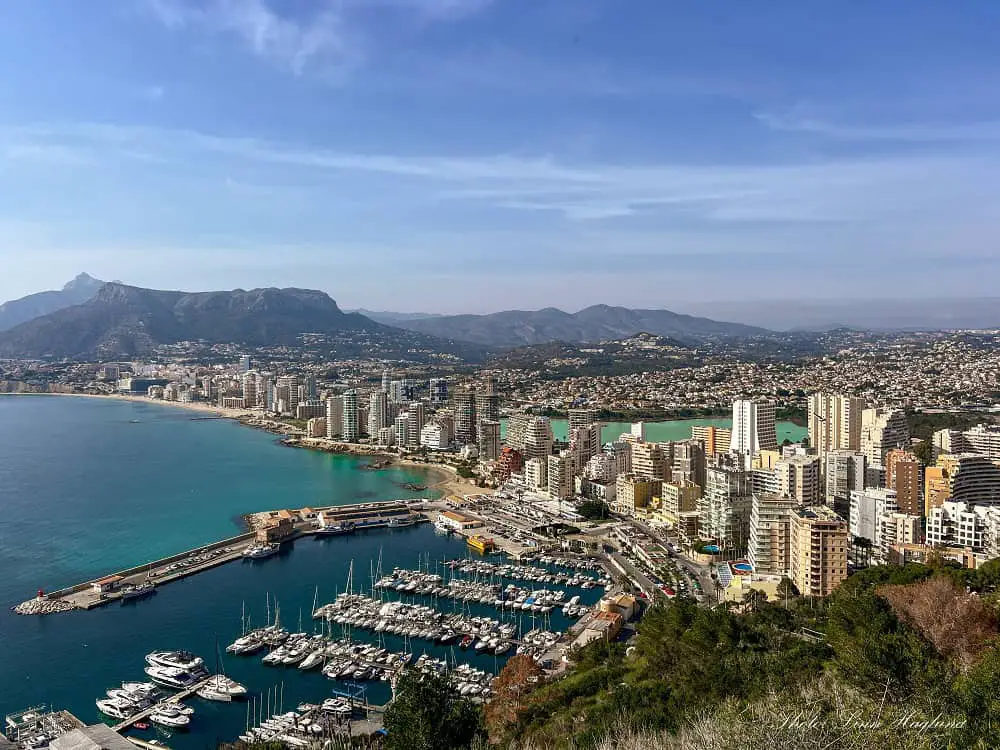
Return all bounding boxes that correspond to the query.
[906,409,992,440]
[383,670,485,750]
[488,560,1000,749]
[577,500,611,521]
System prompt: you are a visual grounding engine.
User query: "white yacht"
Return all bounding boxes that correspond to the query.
[196,674,247,701]
[144,665,197,690]
[146,650,206,674]
[120,582,156,601]
[149,706,191,729]
[95,698,134,720]
[242,543,279,559]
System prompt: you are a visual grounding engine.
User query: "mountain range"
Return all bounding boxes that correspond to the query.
[372,304,769,347]
[0,273,106,332]
[0,282,384,359]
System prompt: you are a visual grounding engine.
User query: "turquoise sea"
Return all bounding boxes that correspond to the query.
[0,396,600,749]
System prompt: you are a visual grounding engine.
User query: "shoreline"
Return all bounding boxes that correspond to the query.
[9,392,471,499]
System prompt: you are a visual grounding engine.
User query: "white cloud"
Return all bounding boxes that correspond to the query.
[145,0,494,75]
[755,109,1000,143]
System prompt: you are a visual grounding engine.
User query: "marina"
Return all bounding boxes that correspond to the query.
[0,398,614,750]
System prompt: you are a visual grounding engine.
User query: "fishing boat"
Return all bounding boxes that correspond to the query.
[387,515,418,529]
[315,513,353,535]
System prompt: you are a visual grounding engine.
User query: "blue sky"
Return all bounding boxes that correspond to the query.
[2,0,999,313]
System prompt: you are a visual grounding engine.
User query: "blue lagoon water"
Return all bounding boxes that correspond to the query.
[2,396,591,747]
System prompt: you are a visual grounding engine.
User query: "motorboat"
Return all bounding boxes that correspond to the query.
[144,665,197,690]
[149,706,191,729]
[242,543,279,559]
[95,698,134,720]
[387,516,417,528]
[145,651,206,674]
[120,582,156,601]
[107,689,153,709]
[298,651,325,670]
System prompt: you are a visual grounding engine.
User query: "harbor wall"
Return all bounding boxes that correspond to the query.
[43,531,254,600]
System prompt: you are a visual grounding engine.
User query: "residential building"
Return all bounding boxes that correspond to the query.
[453,387,477,445]
[496,447,524,480]
[525,457,547,492]
[276,375,300,415]
[296,400,326,420]
[568,408,599,430]
[748,494,797,576]
[341,390,360,442]
[860,408,909,467]
[238,355,251,374]
[790,505,849,597]
[824,450,866,510]
[885,449,923,516]
[569,423,603,467]
[406,402,426,449]
[325,395,343,439]
[934,424,1000,460]
[583,453,617,483]
[879,512,923,553]
[808,393,865,455]
[925,453,1000,514]
[658,480,702,526]
[926,500,989,551]
[394,414,410,449]
[730,399,778,462]
[420,421,450,451]
[671,439,706,487]
[776,454,822,504]
[428,377,448,404]
[605,441,632,475]
[368,391,389,437]
[613,474,661,516]
[849,488,898,558]
[547,454,575,500]
[631,442,669,481]
[306,417,326,438]
[700,466,753,552]
[692,425,731,456]
[478,419,501,461]
[475,388,500,436]
[750,467,780,496]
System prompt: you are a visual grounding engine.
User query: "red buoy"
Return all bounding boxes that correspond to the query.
[37,589,44,598]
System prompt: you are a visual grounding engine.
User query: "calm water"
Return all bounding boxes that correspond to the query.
[0,396,600,749]
[506,416,806,444]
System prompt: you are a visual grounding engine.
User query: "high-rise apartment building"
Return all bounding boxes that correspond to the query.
[475,389,500,432]
[808,393,865,455]
[886,449,922,516]
[700,466,753,552]
[924,453,1000,514]
[568,408,599,431]
[428,378,448,404]
[453,387,477,445]
[775,454,822,505]
[672,439,706,488]
[238,355,252,374]
[406,402,426,449]
[547,454,575,500]
[748,494,797,577]
[478,420,501,461]
[569,424,602,468]
[730,400,778,462]
[790,506,849,597]
[342,390,359,442]
[510,416,554,463]
[849,488,898,548]
[381,370,391,393]
[631,442,669,481]
[368,391,389,437]
[241,371,258,408]
[524,458,547,492]
[692,425,731,456]
[326,396,344,439]
[824,450,866,510]
[394,414,410,449]
[860,408,909,467]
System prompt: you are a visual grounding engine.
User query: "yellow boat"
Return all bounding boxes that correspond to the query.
[466,534,496,554]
